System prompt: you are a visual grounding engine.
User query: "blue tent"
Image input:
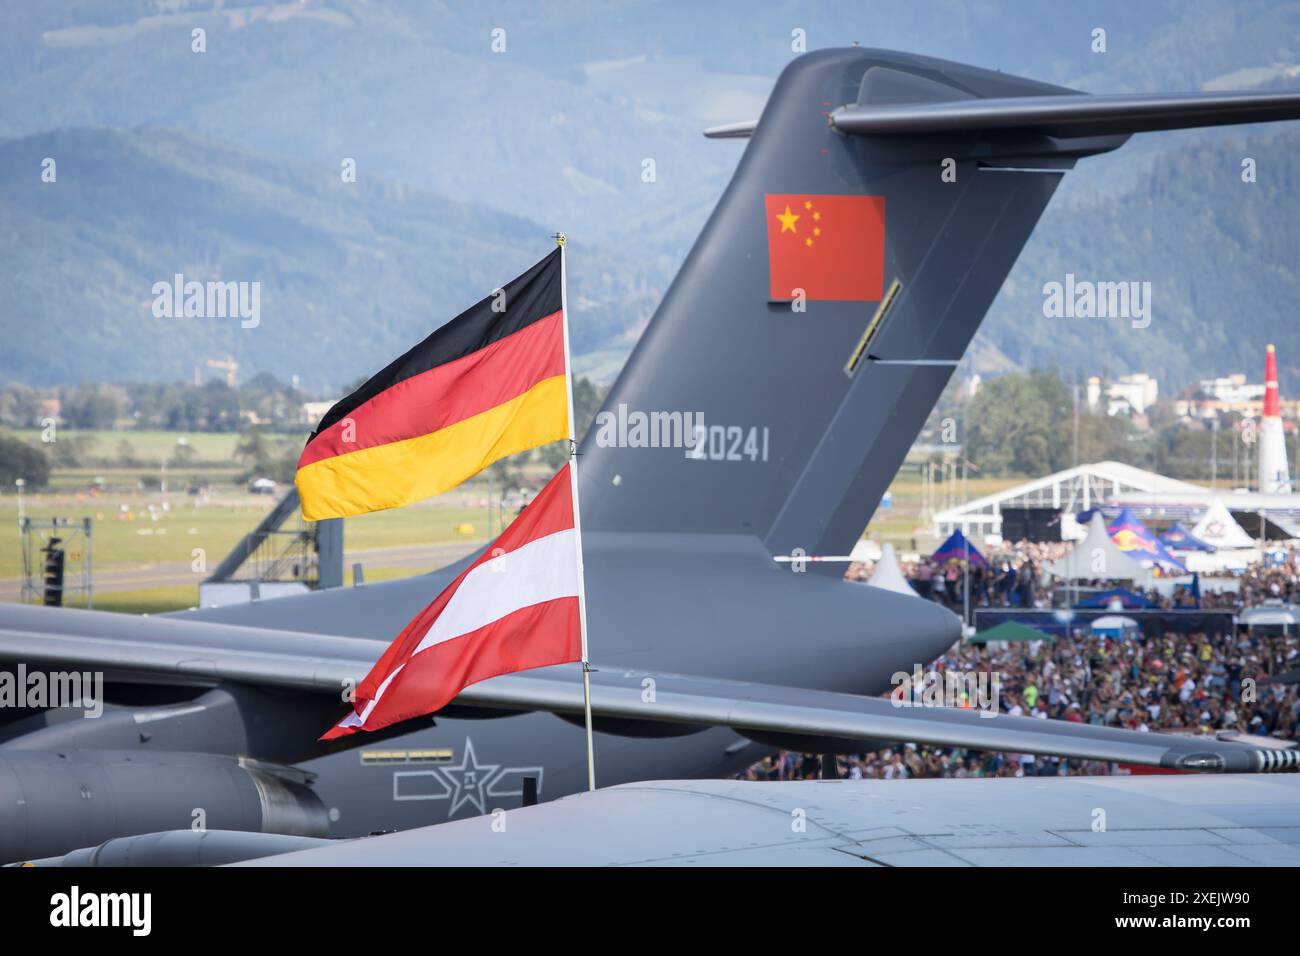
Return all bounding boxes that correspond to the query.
[1075,508,1113,526]
[931,529,986,567]
[1074,587,1156,610]
[1160,521,1215,553]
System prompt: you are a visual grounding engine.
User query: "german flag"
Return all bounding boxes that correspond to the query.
[296,249,568,521]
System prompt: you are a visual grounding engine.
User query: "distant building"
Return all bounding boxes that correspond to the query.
[1085,373,1158,416]
[36,398,61,424]
[1201,373,1259,403]
[1172,369,1300,419]
[301,401,336,425]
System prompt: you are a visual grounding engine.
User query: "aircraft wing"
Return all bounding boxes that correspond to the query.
[1261,667,1300,686]
[1,603,1295,773]
[0,603,375,694]
[28,773,1300,867]
[236,774,1300,867]
[458,665,1300,774]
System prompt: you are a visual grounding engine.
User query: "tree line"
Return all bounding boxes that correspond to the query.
[0,372,317,433]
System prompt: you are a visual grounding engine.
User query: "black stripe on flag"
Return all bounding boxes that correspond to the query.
[310,249,562,441]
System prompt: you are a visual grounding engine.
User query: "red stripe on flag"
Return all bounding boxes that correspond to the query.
[321,598,580,739]
[299,310,565,469]
[359,462,572,703]
[323,463,580,739]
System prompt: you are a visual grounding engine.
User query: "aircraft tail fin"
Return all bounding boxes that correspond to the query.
[579,49,1115,567]
[579,49,1300,569]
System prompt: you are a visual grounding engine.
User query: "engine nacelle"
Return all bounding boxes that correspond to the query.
[0,749,328,864]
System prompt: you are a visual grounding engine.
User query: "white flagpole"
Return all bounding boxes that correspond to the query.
[556,233,596,791]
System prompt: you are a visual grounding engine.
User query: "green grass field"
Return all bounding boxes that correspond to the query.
[65,565,432,615]
[0,487,498,580]
[67,586,200,615]
[13,428,247,465]
[13,427,260,491]
[2,467,1026,577]
[863,468,1023,551]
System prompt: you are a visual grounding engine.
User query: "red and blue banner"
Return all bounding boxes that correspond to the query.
[1106,508,1188,573]
[931,529,987,568]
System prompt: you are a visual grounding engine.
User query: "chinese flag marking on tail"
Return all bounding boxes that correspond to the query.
[323,463,581,740]
[764,194,886,301]
[296,249,567,521]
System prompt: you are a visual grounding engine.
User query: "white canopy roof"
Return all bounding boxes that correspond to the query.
[1049,513,1147,581]
[932,460,1205,537]
[1238,603,1300,626]
[867,543,919,597]
[1092,615,1139,629]
[1191,498,1256,550]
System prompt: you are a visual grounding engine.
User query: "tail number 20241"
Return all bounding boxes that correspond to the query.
[685,425,770,462]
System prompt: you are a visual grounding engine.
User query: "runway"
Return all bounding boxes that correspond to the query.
[0,540,482,603]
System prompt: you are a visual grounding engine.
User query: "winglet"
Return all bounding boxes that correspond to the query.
[703,120,757,139]
[830,89,1300,138]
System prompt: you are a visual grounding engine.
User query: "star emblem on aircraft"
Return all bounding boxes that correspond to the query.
[776,204,800,233]
[441,738,500,816]
[802,200,822,247]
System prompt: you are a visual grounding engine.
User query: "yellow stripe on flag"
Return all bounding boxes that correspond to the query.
[296,374,568,521]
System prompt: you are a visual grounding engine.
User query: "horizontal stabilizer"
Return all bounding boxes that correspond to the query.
[831,89,1300,138]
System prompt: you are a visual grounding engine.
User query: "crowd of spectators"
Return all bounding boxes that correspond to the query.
[745,542,1300,782]
[845,539,1300,612]
[1237,548,1300,606]
[741,624,1299,780]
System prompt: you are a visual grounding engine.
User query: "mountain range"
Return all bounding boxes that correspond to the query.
[4,0,1300,395]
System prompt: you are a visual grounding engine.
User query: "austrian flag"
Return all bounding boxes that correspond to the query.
[323,463,582,739]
